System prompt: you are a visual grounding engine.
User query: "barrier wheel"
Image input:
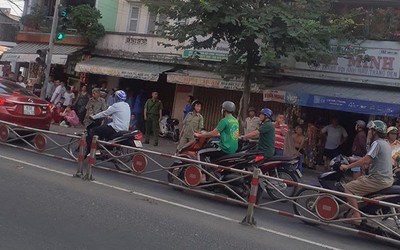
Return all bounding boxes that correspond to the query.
[0,125,9,142]
[128,152,147,174]
[184,165,202,187]
[292,188,320,225]
[34,133,47,151]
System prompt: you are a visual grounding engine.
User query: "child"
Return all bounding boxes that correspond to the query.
[60,105,80,127]
[63,86,75,108]
[51,102,64,124]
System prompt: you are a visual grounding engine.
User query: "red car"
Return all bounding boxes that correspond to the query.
[0,78,52,130]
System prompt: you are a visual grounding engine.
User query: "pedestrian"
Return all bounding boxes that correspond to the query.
[350,120,367,180]
[50,80,62,104]
[321,117,348,169]
[16,75,26,88]
[177,100,204,152]
[60,105,80,127]
[274,114,288,155]
[305,122,318,169]
[387,126,400,168]
[62,85,75,108]
[126,90,135,110]
[292,125,305,172]
[107,88,116,107]
[7,71,15,80]
[144,91,163,146]
[240,107,260,135]
[45,76,55,102]
[183,95,194,119]
[73,85,89,124]
[99,82,108,99]
[133,89,146,131]
[26,79,34,92]
[83,88,107,130]
[51,102,64,124]
[129,113,138,131]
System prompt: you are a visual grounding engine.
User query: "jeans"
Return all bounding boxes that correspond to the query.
[275,148,284,156]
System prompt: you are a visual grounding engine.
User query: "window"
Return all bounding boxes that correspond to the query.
[146,12,167,34]
[128,6,140,32]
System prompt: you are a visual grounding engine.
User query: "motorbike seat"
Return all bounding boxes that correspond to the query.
[263,155,298,162]
[213,152,248,162]
[367,185,400,197]
[111,130,137,140]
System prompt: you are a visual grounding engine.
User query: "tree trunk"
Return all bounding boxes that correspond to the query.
[240,62,251,121]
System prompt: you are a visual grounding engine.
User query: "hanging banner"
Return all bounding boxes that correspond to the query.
[263,90,286,103]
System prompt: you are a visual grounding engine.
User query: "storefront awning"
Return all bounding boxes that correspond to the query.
[0,43,83,65]
[167,69,262,93]
[264,82,400,117]
[75,57,173,82]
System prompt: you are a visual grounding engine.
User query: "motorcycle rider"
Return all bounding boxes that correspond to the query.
[86,90,131,156]
[242,108,275,158]
[340,120,394,224]
[194,101,239,161]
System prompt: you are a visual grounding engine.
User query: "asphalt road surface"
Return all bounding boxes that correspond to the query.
[0,137,398,250]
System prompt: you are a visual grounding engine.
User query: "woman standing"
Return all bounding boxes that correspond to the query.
[177,100,204,152]
[73,85,89,124]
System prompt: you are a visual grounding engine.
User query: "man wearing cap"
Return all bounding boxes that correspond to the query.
[83,88,107,130]
[240,107,261,135]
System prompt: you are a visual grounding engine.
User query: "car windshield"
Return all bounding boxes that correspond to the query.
[0,81,36,97]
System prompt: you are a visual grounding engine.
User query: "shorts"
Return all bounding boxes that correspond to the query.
[323,147,340,159]
[344,175,393,196]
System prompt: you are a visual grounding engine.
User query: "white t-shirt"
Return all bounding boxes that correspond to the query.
[92,102,131,132]
[51,85,62,104]
[63,92,75,106]
[322,124,348,150]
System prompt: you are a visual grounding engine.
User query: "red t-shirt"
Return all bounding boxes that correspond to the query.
[274,123,288,149]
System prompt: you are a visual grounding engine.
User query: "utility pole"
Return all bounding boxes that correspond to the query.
[40,0,61,99]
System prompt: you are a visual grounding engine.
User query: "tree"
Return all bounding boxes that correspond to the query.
[146,0,357,119]
[70,4,105,47]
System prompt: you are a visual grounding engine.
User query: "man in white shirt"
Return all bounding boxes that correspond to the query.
[240,107,260,135]
[63,86,75,107]
[321,117,348,168]
[86,90,130,155]
[50,80,62,104]
[45,77,55,101]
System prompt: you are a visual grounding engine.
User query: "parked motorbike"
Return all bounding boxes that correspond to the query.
[293,155,400,239]
[159,115,180,142]
[68,119,143,172]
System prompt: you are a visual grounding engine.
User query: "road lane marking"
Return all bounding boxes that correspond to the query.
[0,154,341,250]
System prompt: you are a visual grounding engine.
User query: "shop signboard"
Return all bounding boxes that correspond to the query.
[281,91,400,117]
[182,36,230,62]
[263,90,286,103]
[295,42,400,79]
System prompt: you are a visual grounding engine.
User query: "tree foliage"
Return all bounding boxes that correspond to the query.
[146,0,357,117]
[70,4,105,47]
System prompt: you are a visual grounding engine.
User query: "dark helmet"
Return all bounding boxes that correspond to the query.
[260,108,273,119]
[191,100,202,109]
[356,120,366,129]
[248,107,256,113]
[222,101,235,113]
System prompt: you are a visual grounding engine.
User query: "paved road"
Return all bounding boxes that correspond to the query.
[0,137,398,249]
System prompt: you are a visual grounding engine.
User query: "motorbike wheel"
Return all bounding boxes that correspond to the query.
[172,129,179,142]
[292,188,320,226]
[265,169,299,201]
[113,147,135,172]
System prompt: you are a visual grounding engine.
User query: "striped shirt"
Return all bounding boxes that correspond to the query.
[274,122,288,149]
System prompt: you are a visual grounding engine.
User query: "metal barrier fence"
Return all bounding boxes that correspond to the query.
[1,120,399,246]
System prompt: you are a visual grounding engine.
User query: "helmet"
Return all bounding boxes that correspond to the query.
[222,101,235,113]
[367,120,387,135]
[387,126,398,134]
[191,100,202,108]
[260,108,273,119]
[356,120,366,128]
[248,107,256,113]
[114,90,127,101]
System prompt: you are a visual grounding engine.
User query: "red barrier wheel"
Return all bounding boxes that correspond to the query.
[131,153,147,174]
[0,125,9,142]
[184,166,202,187]
[315,195,339,221]
[34,133,47,151]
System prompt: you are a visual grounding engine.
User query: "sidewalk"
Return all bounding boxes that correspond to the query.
[50,124,321,183]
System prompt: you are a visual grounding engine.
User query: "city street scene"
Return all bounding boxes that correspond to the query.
[1,0,400,249]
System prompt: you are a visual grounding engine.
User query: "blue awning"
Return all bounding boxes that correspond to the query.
[265,82,400,117]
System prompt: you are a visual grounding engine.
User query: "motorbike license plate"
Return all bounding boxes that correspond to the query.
[134,140,143,147]
[296,168,303,178]
[23,105,35,115]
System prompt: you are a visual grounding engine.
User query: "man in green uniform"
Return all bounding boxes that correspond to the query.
[243,108,275,158]
[144,92,163,146]
[83,88,107,130]
[194,101,239,161]
[177,100,204,152]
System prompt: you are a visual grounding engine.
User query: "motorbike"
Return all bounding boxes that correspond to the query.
[168,136,300,203]
[159,114,180,142]
[293,155,400,240]
[68,119,143,172]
